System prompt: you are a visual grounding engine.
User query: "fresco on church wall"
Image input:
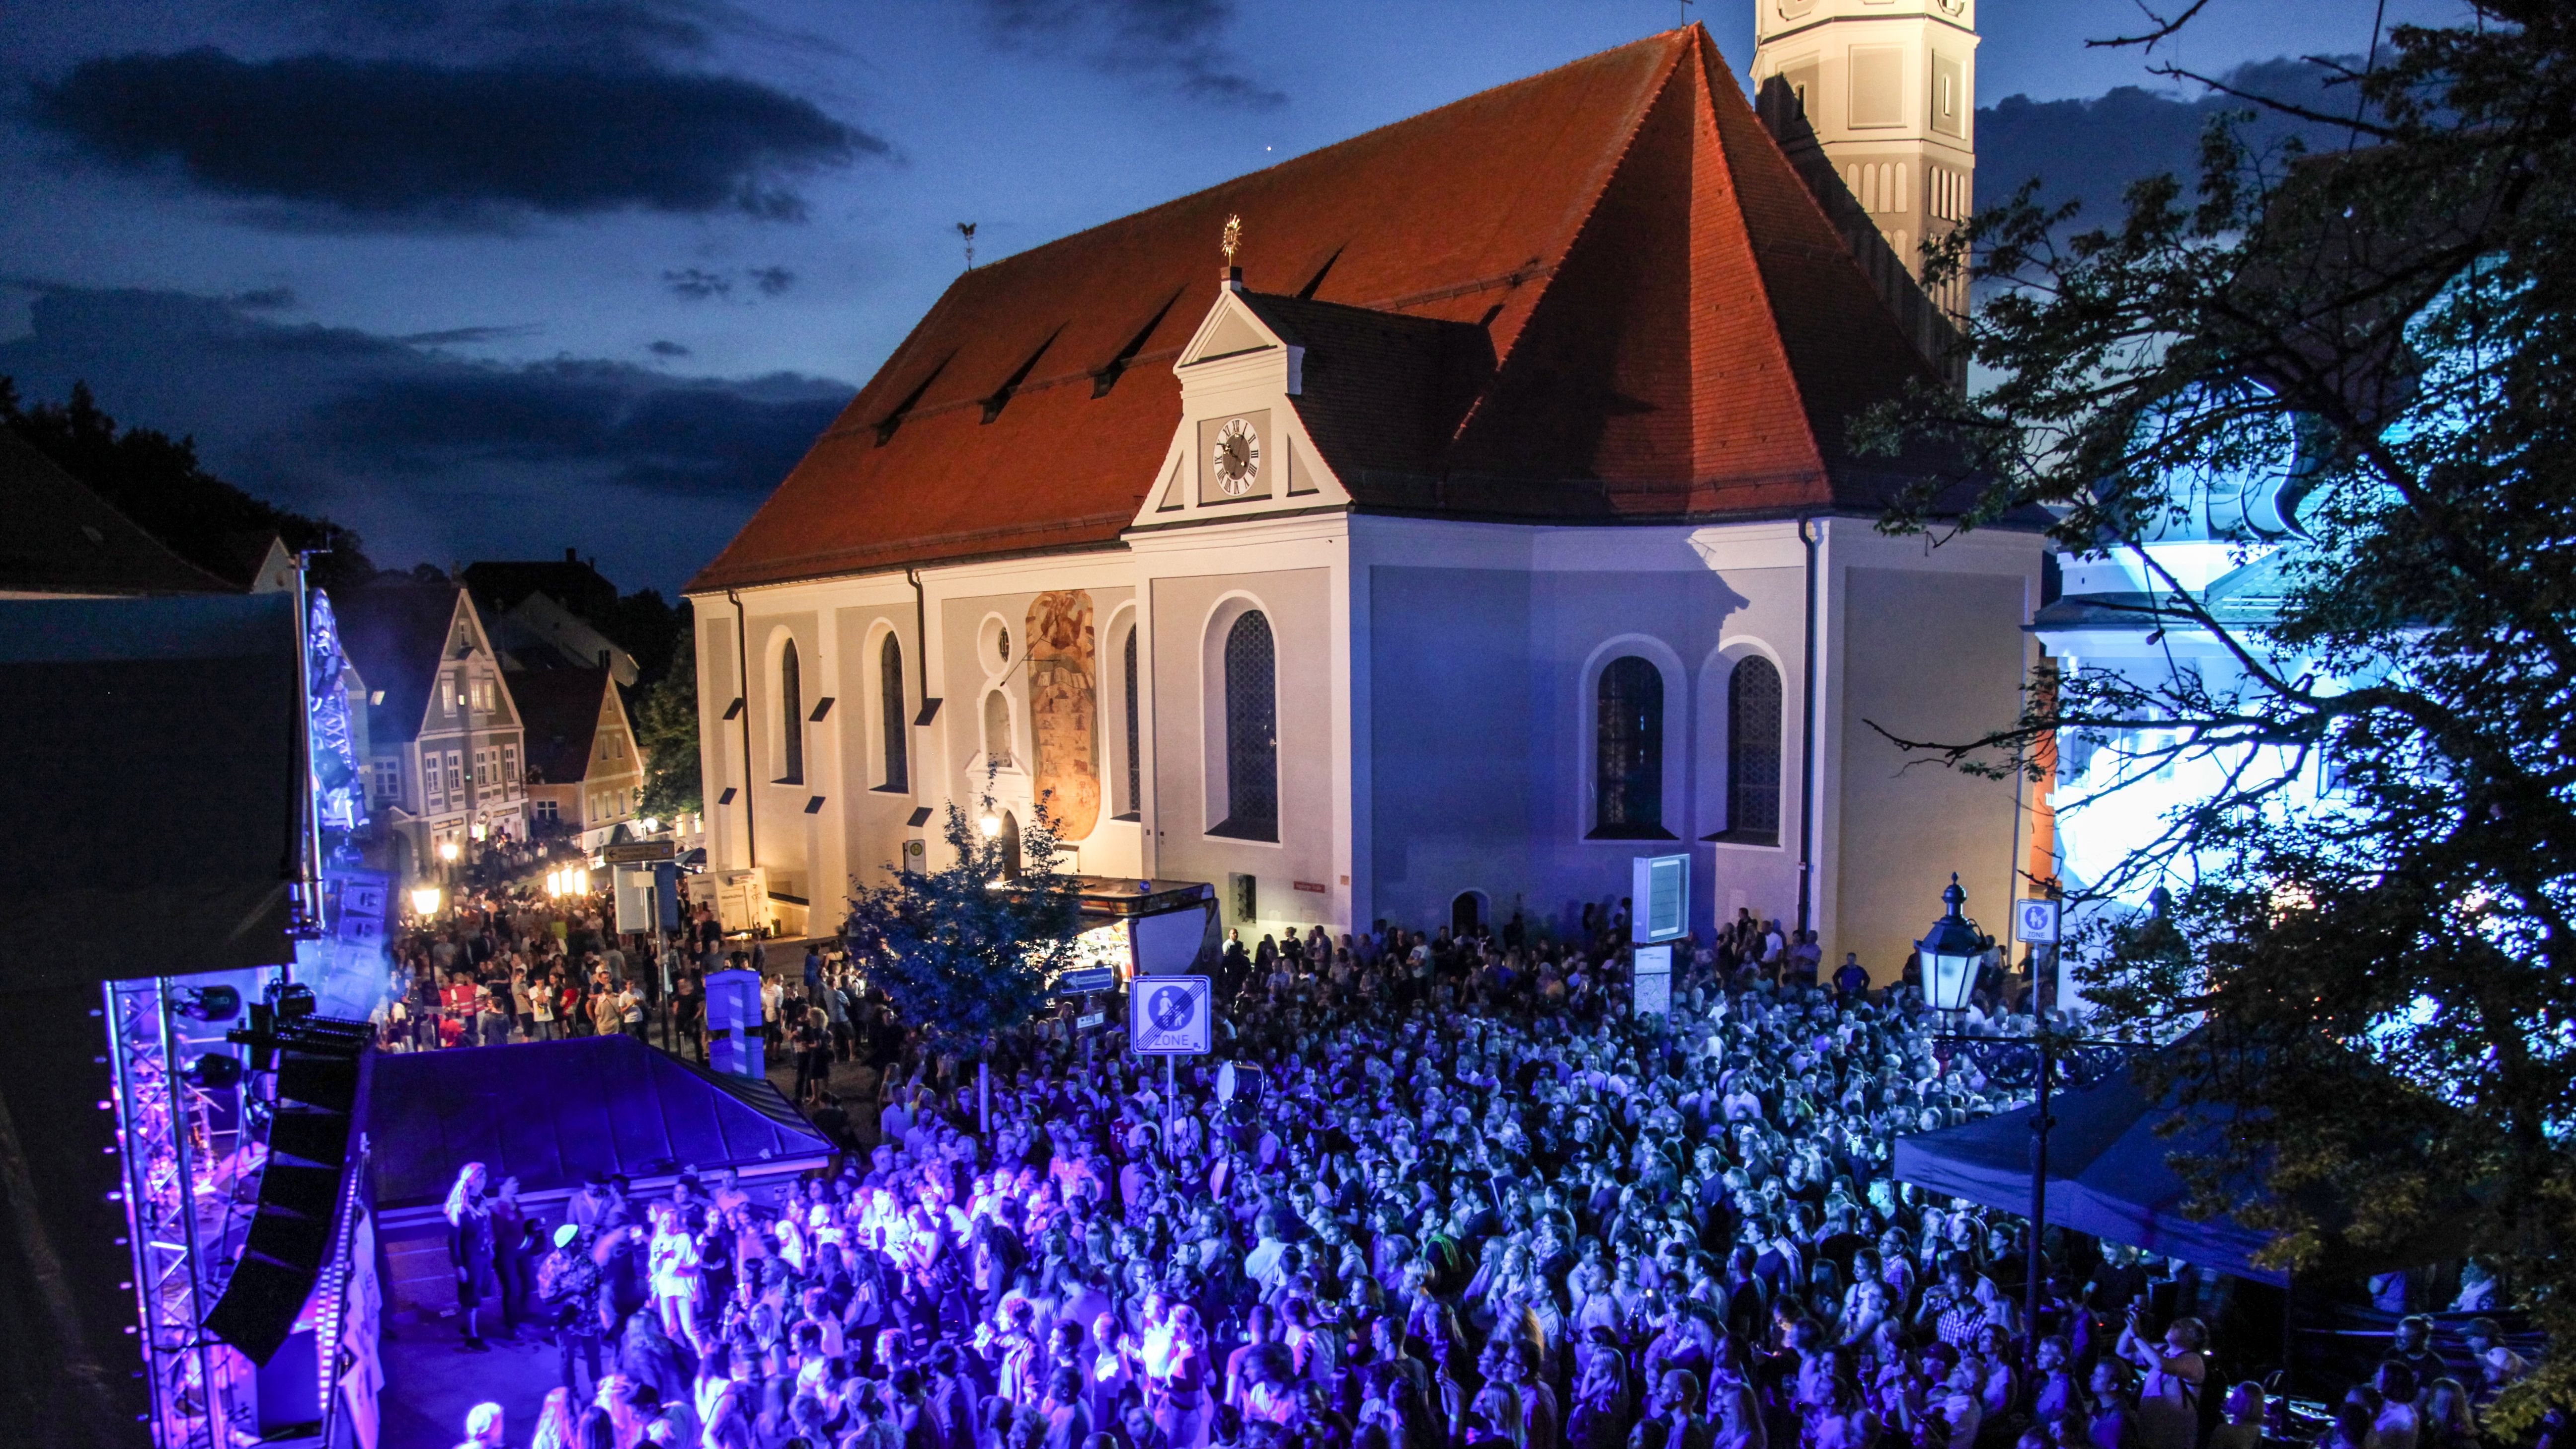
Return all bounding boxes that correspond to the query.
[1025,589,1102,840]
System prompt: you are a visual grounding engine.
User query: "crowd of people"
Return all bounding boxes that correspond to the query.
[429,907,2533,1449]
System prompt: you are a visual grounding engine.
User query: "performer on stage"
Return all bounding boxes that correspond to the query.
[444,1161,499,1352]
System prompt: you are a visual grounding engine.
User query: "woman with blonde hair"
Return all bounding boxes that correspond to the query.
[444,1162,497,1352]
[1150,1301,1213,1449]
[526,1387,578,1449]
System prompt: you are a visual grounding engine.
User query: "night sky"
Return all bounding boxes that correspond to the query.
[0,0,2457,595]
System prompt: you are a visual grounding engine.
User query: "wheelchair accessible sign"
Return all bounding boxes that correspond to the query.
[1129,974,1212,1056]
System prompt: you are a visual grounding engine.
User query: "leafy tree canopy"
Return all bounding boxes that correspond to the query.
[633,599,702,820]
[844,795,1083,1054]
[1861,1,2576,1423]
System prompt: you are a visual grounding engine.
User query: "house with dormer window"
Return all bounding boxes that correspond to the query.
[338,582,528,885]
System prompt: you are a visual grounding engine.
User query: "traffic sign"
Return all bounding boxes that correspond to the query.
[603,839,676,864]
[1632,942,1673,1016]
[1128,974,1212,1055]
[1632,855,1689,943]
[1055,966,1118,995]
[2014,898,2062,945]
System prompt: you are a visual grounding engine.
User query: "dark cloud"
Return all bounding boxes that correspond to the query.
[979,0,1284,109]
[232,286,298,310]
[662,267,732,300]
[28,48,886,230]
[245,0,851,72]
[1979,57,2359,224]
[647,339,691,357]
[747,265,794,296]
[0,284,850,591]
[396,322,542,345]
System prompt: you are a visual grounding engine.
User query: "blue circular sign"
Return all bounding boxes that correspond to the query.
[1149,985,1195,1033]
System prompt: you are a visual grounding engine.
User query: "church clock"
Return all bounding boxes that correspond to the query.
[1211,416,1262,497]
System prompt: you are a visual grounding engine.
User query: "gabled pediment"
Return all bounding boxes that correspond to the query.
[1178,287,1286,369]
[1129,286,1347,532]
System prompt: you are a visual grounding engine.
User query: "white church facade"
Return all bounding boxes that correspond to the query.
[687,17,2045,979]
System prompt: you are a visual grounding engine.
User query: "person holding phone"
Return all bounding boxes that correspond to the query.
[2117,1305,2209,1449]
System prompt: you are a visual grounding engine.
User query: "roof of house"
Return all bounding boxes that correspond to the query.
[510,666,612,785]
[336,582,465,742]
[463,552,619,621]
[0,429,239,596]
[689,26,1958,594]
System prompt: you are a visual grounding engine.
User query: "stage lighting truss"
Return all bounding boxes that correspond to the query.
[104,973,278,1449]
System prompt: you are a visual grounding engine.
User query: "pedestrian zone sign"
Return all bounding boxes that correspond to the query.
[2014,898,2062,945]
[1129,974,1212,1056]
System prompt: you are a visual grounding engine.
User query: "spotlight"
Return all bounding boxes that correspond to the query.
[176,986,242,1023]
[182,1053,242,1090]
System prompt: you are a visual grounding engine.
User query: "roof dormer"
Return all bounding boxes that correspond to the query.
[1133,282,1350,530]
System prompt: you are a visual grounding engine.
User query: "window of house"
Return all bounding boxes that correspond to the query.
[534,799,557,824]
[1120,625,1141,821]
[1212,610,1278,841]
[1592,656,1669,839]
[372,758,400,802]
[447,751,465,802]
[1722,656,1784,845]
[878,633,909,791]
[423,753,443,804]
[501,743,519,785]
[777,640,804,784]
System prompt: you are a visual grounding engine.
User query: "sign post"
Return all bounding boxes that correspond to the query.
[1129,974,1212,1152]
[2013,897,2063,1012]
[1631,855,1688,1016]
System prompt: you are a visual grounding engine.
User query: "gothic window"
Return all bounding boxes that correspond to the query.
[1593,656,1669,839]
[1120,625,1141,821]
[877,633,908,791]
[776,640,804,784]
[999,810,1022,880]
[1721,656,1784,845]
[1212,610,1277,841]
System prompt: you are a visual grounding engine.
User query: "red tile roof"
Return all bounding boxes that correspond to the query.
[690,27,1945,594]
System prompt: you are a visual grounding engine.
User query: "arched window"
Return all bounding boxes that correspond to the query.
[1212,609,1277,841]
[1593,655,1668,839]
[1725,655,1783,845]
[1119,625,1141,820]
[776,639,804,784]
[983,689,1014,770]
[999,810,1022,879]
[877,633,908,792]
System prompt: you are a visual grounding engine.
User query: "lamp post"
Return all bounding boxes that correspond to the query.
[1916,874,2143,1378]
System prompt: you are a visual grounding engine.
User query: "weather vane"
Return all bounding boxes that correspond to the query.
[957,221,977,271]
[1221,214,1242,268]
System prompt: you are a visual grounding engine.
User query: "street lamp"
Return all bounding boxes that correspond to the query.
[1916,873,1991,1016]
[979,812,1003,839]
[1912,875,2145,1383]
[410,885,443,917]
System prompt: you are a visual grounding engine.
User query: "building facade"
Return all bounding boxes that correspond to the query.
[513,667,648,848]
[687,28,2041,975]
[340,583,529,884]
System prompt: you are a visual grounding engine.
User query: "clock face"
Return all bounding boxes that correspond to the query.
[1211,416,1262,497]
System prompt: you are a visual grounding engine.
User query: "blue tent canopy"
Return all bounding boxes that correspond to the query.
[367,1033,832,1211]
[1891,1054,2285,1284]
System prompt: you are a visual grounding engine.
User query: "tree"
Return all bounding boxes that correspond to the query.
[633,599,702,819]
[843,794,1084,1053]
[1859,2,2576,1420]
[3,378,376,595]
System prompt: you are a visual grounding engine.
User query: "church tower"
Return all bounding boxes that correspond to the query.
[1750,0,1977,363]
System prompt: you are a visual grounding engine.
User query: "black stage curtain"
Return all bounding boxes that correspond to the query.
[0,594,302,992]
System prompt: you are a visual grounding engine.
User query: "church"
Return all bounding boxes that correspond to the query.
[685,7,2046,979]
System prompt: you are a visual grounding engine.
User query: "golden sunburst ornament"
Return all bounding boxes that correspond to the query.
[1221,214,1242,267]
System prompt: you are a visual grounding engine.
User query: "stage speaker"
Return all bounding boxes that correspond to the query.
[268,1105,353,1168]
[205,1031,368,1365]
[277,1049,360,1115]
